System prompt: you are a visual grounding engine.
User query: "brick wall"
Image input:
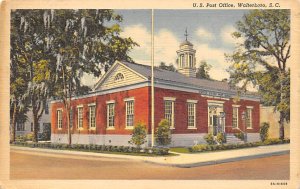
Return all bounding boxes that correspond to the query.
[51,86,260,136]
[51,87,150,135]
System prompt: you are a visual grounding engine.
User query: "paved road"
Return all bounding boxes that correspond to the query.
[10,150,289,180]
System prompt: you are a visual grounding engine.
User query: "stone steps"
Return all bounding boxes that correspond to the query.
[226,135,245,144]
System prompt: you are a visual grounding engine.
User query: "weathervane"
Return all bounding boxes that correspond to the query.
[184,28,188,41]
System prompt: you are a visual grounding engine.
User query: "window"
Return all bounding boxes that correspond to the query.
[189,54,193,67]
[164,100,175,128]
[232,107,238,128]
[125,100,134,127]
[180,54,184,67]
[89,105,96,129]
[45,102,49,115]
[187,102,196,128]
[77,106,83,129]
[246,108,253,128]
[115,73,124,81]
[16,121,25,131]
[107,103,115,128]
[69,109,73,128]
[57,110,62,129]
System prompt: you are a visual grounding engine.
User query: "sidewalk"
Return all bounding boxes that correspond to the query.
[10,144,289,168]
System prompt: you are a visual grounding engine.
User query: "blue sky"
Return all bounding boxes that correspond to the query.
[82,9,250,85]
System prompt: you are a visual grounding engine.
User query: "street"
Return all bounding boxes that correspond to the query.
[10,149,289,180]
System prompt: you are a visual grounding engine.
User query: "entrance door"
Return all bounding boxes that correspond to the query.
[212,115,218,136]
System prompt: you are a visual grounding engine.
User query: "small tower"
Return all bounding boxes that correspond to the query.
[176,28,196,77]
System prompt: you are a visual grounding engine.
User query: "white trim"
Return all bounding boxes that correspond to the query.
[88,105,96,130]
[163,97,176,101]
[187,99,198,103]
[187,127,197,130]
[124,97,135,102]
[232,106,239,129]
[125,126,134,130]
[232,104,241,107]
[106,100,115,104]
[77,104,83,108]
[77,106,83,130]
[107,103,115,129]
[207,100,225,104]
[106,127,115,130]
[88,102,96,107]
[246,106,254,109]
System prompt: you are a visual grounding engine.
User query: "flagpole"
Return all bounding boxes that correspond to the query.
[151,9,155,147]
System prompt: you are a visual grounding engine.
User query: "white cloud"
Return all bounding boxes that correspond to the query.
[220,25,244,46]
[121,24,151,65]
[154,29,180,66]
[194,43,230,80]
[195,27,215,41]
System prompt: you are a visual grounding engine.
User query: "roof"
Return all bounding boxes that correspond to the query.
[180,40,193,46]
[121,61,235,93]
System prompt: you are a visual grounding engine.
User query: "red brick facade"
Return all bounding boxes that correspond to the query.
[51,86,260,136]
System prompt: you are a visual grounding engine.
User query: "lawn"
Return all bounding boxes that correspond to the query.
[169,147,190,153]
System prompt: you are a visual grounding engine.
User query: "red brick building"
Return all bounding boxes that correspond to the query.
[51,39,261,147]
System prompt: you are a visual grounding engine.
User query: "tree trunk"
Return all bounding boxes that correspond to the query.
[279,111,285,140]
[32,110,39,143]
[11,101,17,142]
[66,103,71,145]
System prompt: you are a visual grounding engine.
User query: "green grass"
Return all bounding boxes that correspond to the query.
[169,147,190,153]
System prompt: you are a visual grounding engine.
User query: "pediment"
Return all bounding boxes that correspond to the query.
[94,61,147,91]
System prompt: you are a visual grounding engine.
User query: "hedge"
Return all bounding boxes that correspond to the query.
[11,142,169,156]
[189,138,290,153]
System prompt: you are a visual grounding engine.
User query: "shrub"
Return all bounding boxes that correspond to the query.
[25,133,34,141]
[155,119,172,146]
[129,122,147,148]
[216,133,226,144]
[204,133,214,145]
[260,122,270,142]
[234,132,245,140]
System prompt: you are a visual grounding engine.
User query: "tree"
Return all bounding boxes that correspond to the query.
[47,10,137,145]
[158,62,177,72]
[155,119,171,146]
[129,122,147,148]
[196,60,211,79]
[226,10,290,139]
[11,10,53,142]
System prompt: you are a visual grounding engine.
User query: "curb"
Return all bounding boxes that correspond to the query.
[144,150,290,168]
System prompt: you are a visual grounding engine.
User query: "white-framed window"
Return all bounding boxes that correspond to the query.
[107,103,115,128]
[89,105,96,129]
[69,108,73,129]
[16,121,25,131]
[232,107,239,128]
[189,54,193,67]
[77,106,83,129]
[164,97,175,129]
[57,109,62,129]
[187,102,196,128]
[246,107,253,129]
[115,73,124,81]
[125,100,134,128]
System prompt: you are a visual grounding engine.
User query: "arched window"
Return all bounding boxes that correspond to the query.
[180,54,184,67]
[189,55,193,67]
[114,73,124,81]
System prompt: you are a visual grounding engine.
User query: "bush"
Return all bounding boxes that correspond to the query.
[260,122,270,142]
[234,132,245,140]
[25,133,34,141]
[204,133,214,145]
[155,119,172,146]
[129,122,147,148]
[216,133,226,144]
